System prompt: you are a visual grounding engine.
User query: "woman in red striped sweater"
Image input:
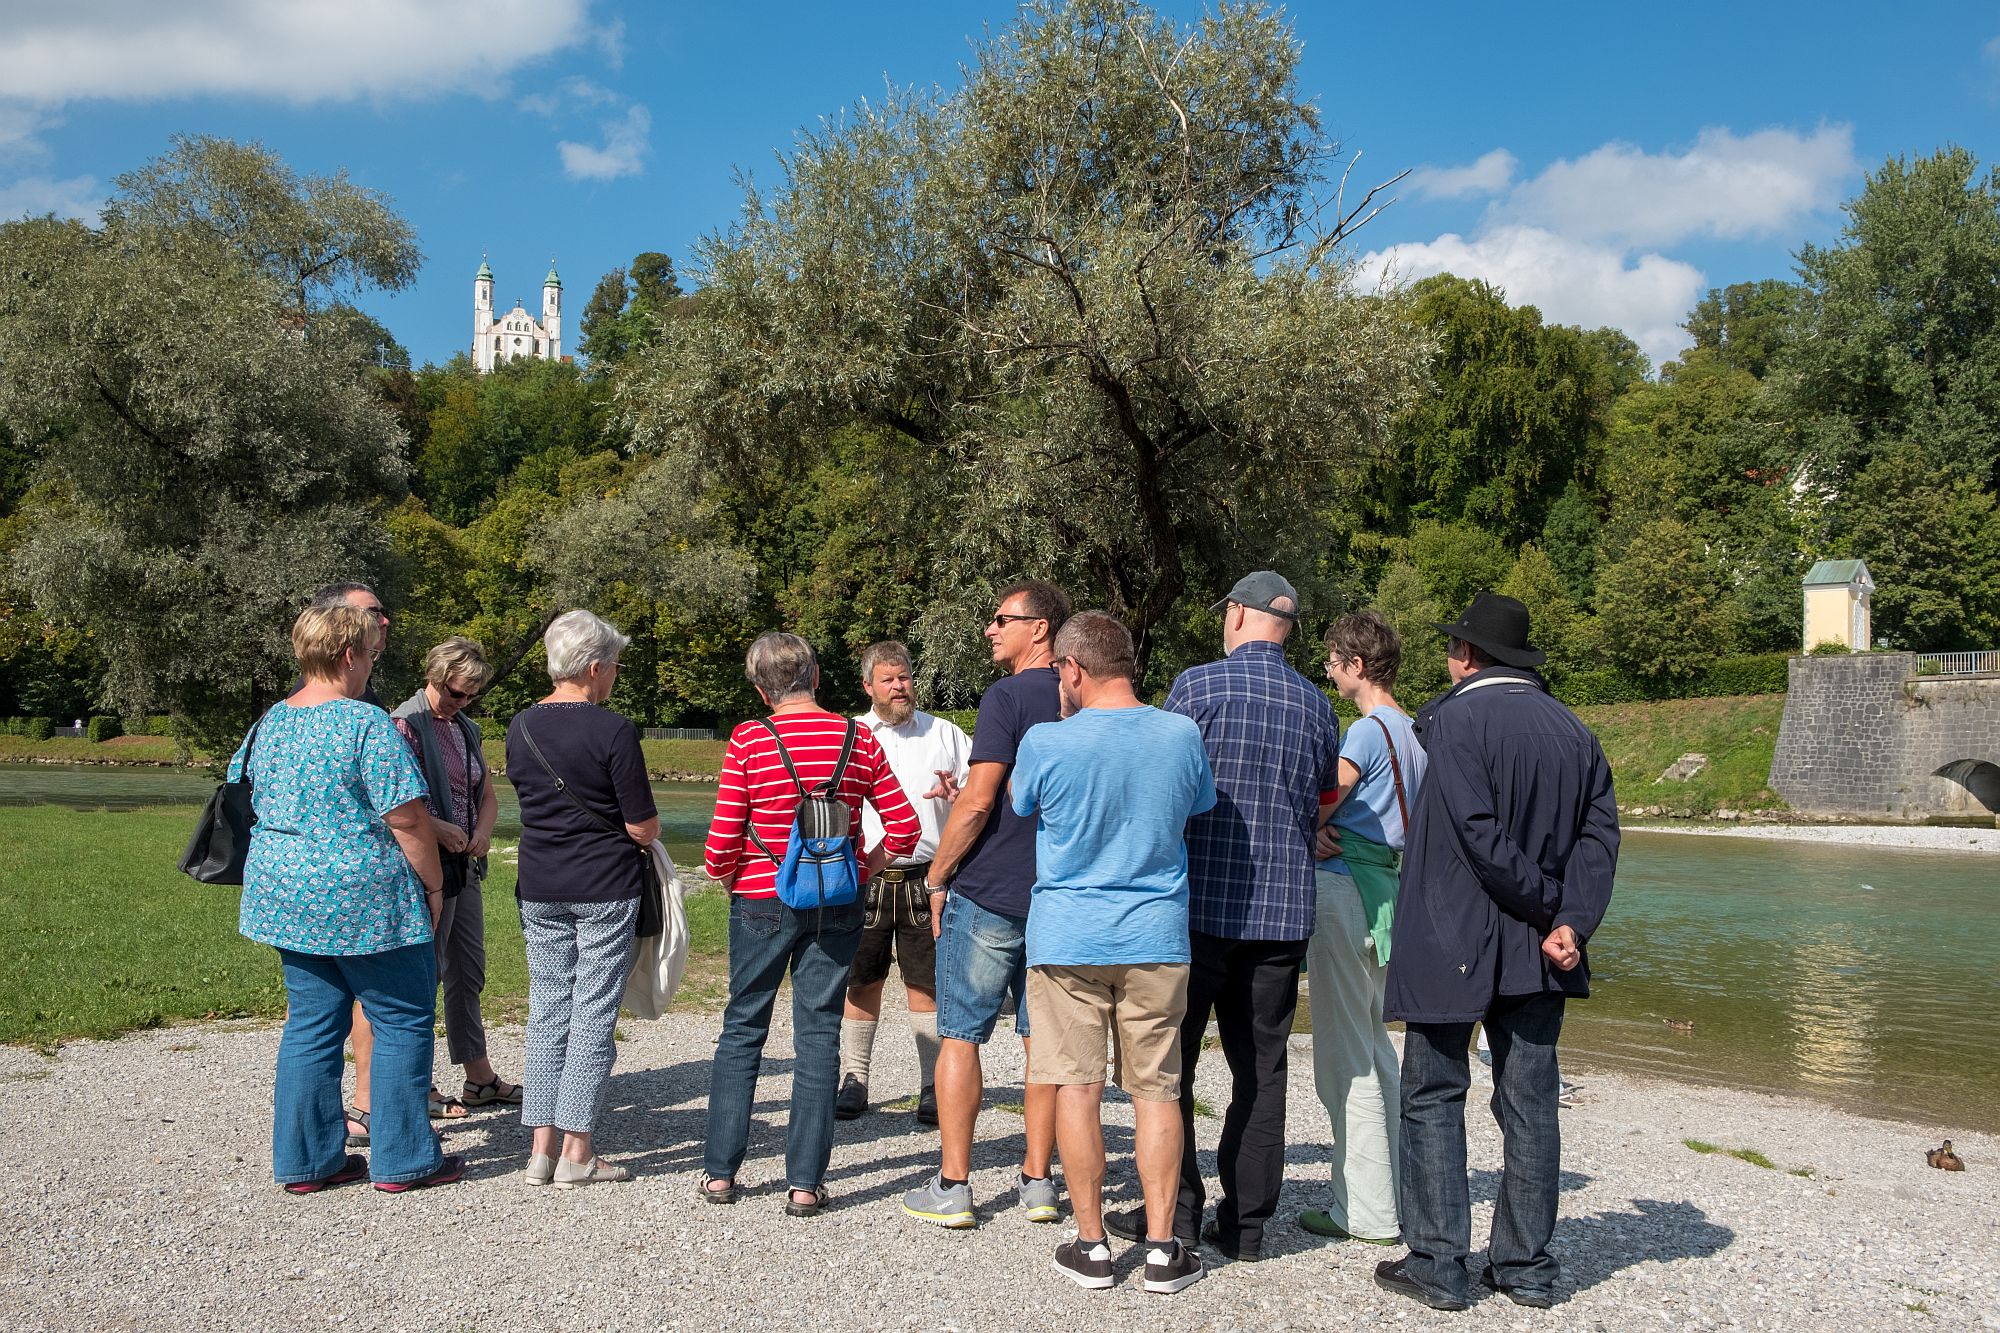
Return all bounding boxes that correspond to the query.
[699,631,921,1216]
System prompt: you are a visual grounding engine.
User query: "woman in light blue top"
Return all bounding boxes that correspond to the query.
[1302,610,1428,1245]
[232,602,458,1194]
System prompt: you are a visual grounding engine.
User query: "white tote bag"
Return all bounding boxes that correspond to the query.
[622,840,689,1021]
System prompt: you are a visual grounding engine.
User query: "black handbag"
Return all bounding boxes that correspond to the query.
[517,717,662,938]
[179,713,267,885]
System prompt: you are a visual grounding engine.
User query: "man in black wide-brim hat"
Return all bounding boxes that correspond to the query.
[1371,592,1620,1313]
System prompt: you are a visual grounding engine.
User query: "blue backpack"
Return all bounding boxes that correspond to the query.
[745,717,862,912]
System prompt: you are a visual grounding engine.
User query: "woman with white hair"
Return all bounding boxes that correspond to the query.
[505,610,661,1188]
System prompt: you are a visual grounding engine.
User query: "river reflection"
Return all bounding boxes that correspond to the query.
[1566,831,2000,1132]
[3,766,1995,1130]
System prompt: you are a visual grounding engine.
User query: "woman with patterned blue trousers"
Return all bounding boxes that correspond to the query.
[233,602,458,1194]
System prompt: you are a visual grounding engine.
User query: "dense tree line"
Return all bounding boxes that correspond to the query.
[2,2,1997,742]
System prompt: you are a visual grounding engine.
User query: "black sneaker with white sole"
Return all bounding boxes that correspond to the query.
[1143,1238,1205,1294]
[1053,1237,1115,1290]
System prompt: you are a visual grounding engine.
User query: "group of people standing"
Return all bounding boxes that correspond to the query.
[232,568,1617,1311]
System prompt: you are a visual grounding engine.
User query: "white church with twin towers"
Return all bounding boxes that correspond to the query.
[472,257,562,372]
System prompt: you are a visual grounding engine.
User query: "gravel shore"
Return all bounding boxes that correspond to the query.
[3,1003,1994,1331]
[1628,823,2000,854]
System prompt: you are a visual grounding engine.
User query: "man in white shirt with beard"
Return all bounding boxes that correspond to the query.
[837,640,973,1127]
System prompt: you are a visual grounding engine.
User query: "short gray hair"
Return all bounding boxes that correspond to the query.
[858,639,912,683]
[544,610,630,683]
[746,631,818,702]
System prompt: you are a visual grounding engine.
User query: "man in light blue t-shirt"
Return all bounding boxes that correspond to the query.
[1010,611,1215,1296]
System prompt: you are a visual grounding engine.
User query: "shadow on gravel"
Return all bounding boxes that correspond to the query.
[1469,1166,1594,1200]
[1552,1198,1734,1295]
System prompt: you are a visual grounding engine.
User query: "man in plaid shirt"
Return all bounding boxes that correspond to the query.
[1105,571,1340,1261]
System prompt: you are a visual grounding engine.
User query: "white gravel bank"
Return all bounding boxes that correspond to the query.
[2,1005,1995,1331]
[1628,823,2000,853]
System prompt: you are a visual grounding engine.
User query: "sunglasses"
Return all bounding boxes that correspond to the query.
[989,612,1040,627]
[441,683,476,701]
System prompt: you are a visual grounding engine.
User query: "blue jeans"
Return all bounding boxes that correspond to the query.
[934,893,1029,1044]
[702,895,863,1191]
[1398,992,1567,1300]
[274,944,441,1185]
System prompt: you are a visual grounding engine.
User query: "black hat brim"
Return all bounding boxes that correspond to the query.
[1428,620,1547,669]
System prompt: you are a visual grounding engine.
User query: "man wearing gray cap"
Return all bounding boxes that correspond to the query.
[1105,571,1341,1261]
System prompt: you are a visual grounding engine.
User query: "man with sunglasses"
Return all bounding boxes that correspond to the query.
[902,580,1069,1230]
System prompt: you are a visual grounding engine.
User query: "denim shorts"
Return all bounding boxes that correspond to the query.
[935,892,1029,1044]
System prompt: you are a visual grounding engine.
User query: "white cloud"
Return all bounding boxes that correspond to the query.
[0,107,57,163]
[559,106,651,181]
[1409,149,1517,200]
[1359,225,1706,370]
[1498,125,1856,249]
[0,1,595,103]
[0,174,103,223]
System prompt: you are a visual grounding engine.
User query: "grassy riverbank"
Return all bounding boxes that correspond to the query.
[1577,693,1787,816]
[0,806,730,1049]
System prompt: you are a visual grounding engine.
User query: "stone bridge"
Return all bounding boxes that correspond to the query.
[1769,653,2000,820]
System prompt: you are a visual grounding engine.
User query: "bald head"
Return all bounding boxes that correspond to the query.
[1222,596,1297,652]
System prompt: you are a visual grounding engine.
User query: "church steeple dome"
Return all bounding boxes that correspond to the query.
[543,263,562,290]
[476,258,493,282]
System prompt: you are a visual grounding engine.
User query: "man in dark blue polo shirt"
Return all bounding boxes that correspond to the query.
[901,580,1069,1231]
[1106,571,1340,1261]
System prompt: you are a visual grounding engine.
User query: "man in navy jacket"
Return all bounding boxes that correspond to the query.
[1373,593,1618,1313]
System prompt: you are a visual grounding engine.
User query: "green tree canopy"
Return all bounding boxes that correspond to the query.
[1828,444,2000,650]
[1386,274,1609,549]
[1784,146,2000,491]
[1679,278,1799,380]
[618,0,1427,683]
[0,140,419,752]
[1593,517,1742,679]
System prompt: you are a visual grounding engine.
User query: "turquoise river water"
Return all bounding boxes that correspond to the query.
[3,764,1994,1132]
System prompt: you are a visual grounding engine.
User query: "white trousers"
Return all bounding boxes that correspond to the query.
[1306,868,1402,1240]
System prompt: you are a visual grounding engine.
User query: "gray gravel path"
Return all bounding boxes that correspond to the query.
[3,999,1995,1331]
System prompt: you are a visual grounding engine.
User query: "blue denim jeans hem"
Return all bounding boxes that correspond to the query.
[934,893,1029,1044]
[1398,992,1566,1300]
[274,943,441,1185]
[702,895,863,1191]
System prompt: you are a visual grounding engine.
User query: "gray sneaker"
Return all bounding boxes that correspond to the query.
[1019,1172,1061,1223]
[902,1173,975,1229]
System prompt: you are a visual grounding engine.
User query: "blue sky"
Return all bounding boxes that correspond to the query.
[4,1,1996,370]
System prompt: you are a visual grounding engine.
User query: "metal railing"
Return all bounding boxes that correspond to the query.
[1915,650,2000,676]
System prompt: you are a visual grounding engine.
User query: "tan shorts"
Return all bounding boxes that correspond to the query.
[1026,963,1189,1102]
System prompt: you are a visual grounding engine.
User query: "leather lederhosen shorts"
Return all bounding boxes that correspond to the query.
[848,862,936,990]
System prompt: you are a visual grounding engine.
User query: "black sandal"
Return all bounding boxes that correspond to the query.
[344,1107,370,1148]
[784,1185,830,1218]
[697,1177,738,1205]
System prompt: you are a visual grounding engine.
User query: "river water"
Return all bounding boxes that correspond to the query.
[4,765,1995,1131]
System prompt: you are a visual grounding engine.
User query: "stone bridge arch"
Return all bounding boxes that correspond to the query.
[1933,759,2000,816]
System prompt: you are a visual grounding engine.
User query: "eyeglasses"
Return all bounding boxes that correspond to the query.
[989,613,1040,627]
[355,605,388,621]
[441,683,476,702]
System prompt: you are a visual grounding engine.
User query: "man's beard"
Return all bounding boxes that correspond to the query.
[876,696,915,726]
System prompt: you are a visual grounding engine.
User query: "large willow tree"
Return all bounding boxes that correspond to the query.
[621,0,1428,680]
[0,137,420,753]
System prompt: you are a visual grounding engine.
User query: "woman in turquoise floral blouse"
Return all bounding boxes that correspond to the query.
[233,602,459,1193]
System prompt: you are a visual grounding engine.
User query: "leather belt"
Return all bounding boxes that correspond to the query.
[875,862,933,884]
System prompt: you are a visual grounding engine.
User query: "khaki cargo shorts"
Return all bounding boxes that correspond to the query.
[1026,962,1189,1102]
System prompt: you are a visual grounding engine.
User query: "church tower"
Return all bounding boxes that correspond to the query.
[472,257,495,371]
[542,262,563,361]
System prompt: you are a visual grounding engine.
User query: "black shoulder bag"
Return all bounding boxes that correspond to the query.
[179,712,267,885]
[517,716,662,938]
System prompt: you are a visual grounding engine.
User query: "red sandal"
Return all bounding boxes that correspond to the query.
[284,1154,369,1195]
[373,1153,466,1193]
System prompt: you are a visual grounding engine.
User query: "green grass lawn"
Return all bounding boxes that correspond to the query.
[1576,693,1786,815]
[0,805,731,1049]
[0,734,183,764]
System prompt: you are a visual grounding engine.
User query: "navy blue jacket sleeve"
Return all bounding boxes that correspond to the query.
[1427,728,1562,930]
[1552,743,1619,942]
